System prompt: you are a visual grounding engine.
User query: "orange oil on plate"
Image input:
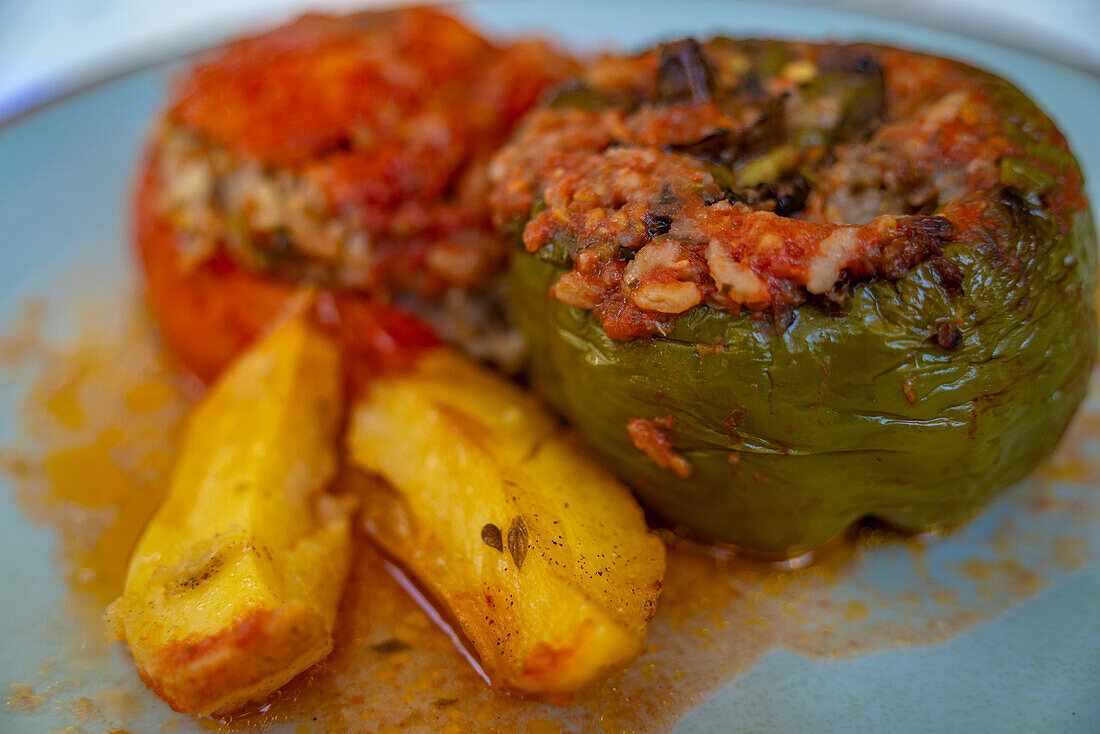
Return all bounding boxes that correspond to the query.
[2,298,1097,733]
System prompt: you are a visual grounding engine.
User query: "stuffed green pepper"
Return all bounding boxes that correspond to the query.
[489,38,1096,556]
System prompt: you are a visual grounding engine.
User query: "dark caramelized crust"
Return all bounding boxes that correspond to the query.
[489,39,1086,339]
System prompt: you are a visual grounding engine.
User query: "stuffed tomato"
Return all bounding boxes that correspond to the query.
[491,38,1096,555]
[136,7,575,381]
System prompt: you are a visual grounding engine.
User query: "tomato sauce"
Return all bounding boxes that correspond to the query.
[2,295,1097,732]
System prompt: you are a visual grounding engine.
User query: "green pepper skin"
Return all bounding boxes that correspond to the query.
[514,200,1095,554]
[511,58,1095,556]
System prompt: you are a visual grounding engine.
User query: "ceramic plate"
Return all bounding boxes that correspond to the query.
[1,2,1098,732]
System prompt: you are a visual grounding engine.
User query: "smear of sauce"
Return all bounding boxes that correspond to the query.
[1,297,1097,733]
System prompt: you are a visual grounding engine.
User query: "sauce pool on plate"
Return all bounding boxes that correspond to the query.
[1,293,1097,732]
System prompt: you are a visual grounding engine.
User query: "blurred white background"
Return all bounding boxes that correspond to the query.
[0,0,1096,120]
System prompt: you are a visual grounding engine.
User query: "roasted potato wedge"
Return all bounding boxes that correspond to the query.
[106,312,353,715]
[347,349,666,693]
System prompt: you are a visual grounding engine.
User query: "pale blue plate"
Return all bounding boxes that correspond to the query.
[1,2,1098,732]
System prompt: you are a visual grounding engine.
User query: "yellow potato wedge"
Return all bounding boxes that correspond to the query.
[106,313,353,715]
[347,349,666,694]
